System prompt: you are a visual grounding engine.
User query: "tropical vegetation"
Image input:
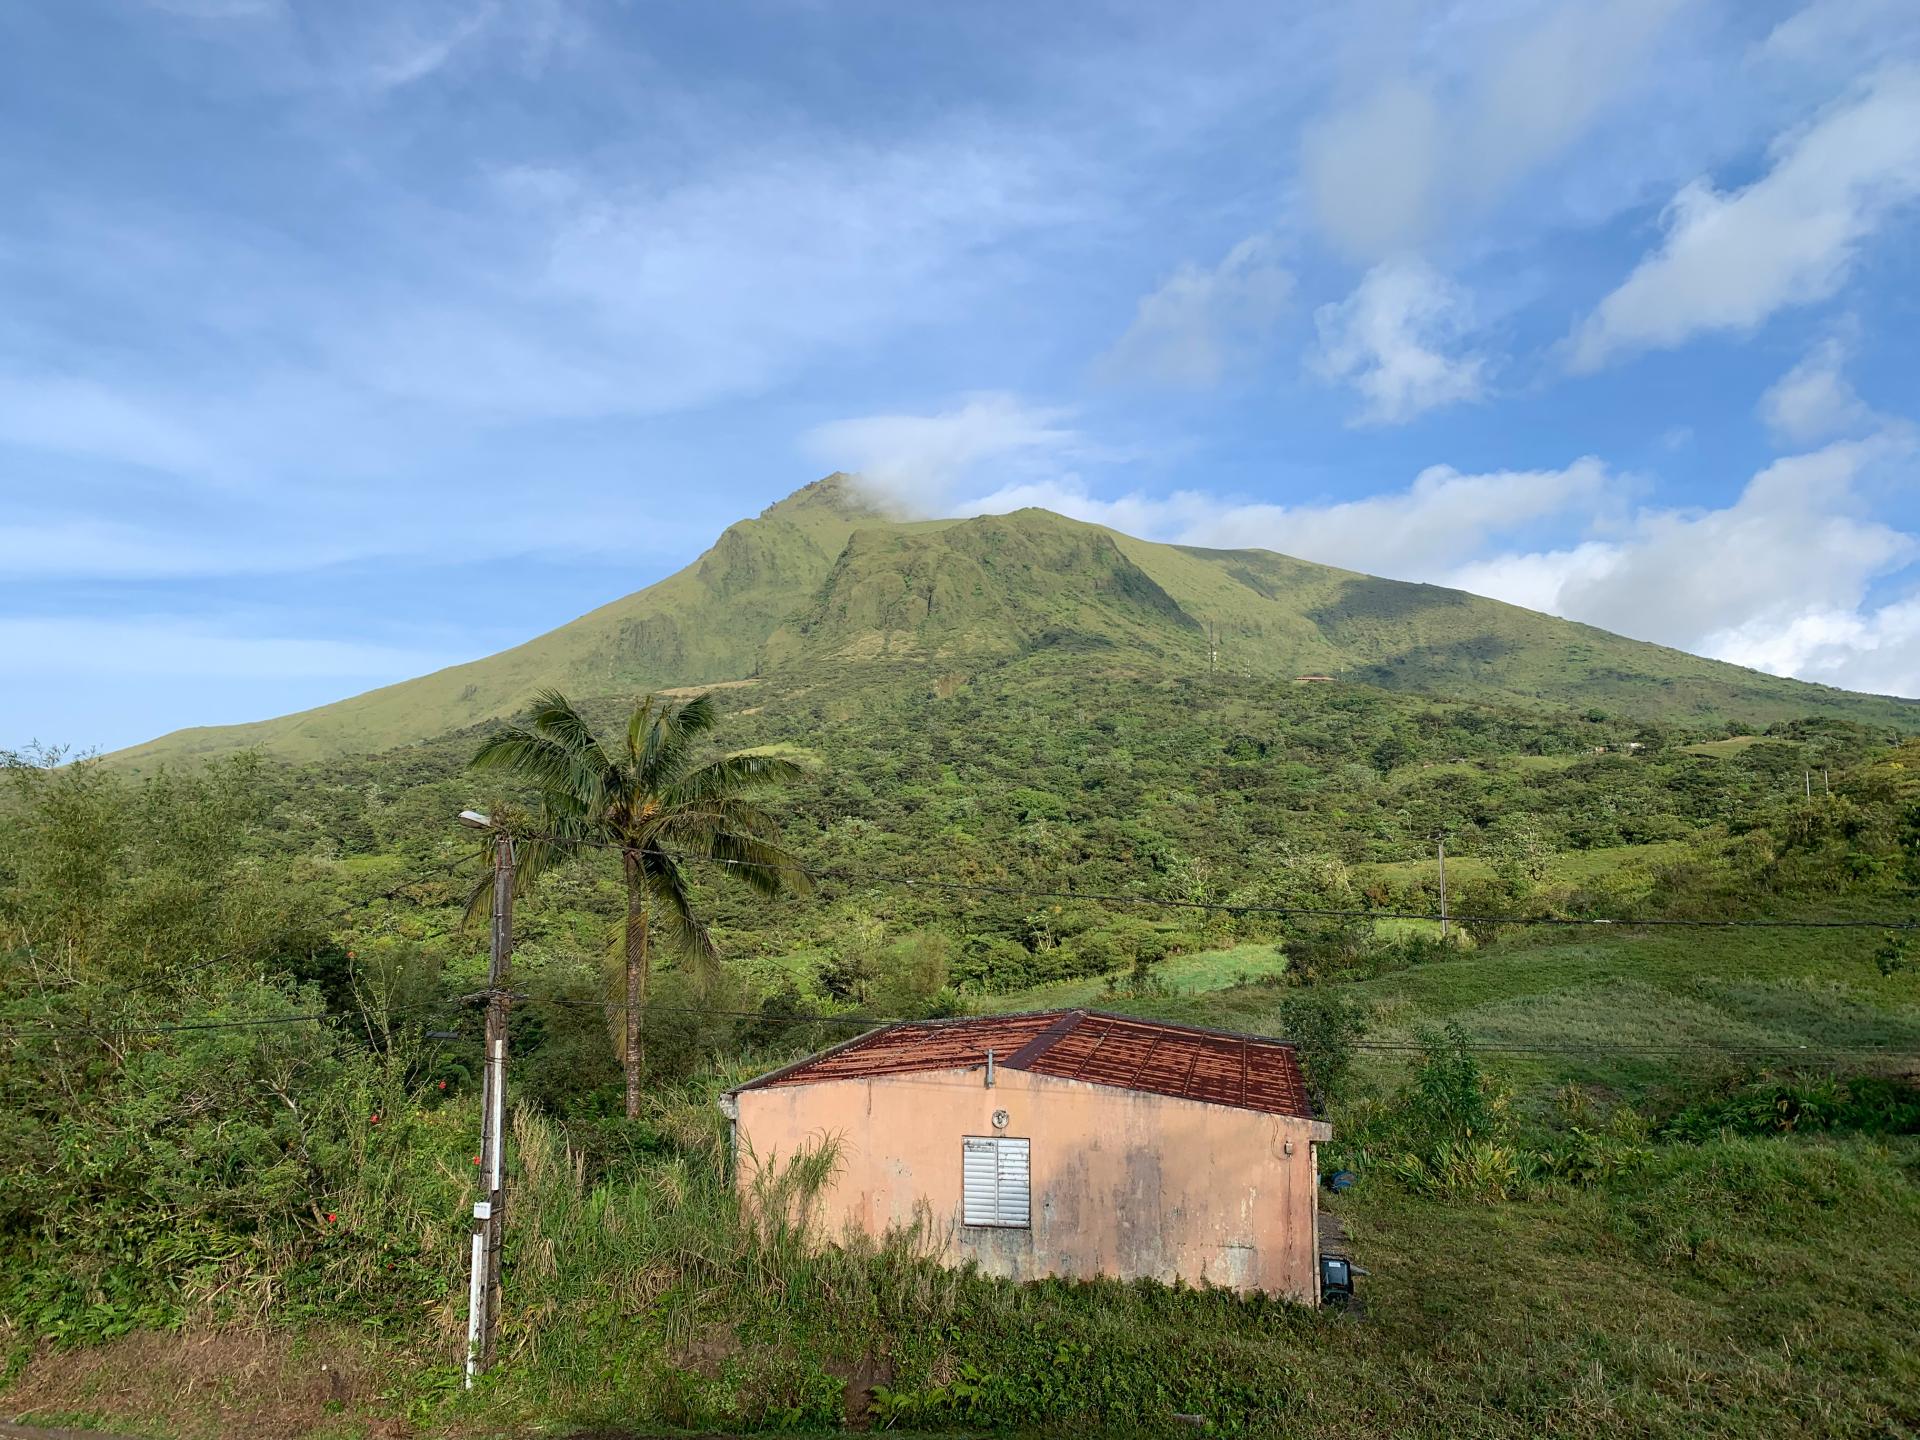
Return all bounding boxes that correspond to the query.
[2,480,1917,1436]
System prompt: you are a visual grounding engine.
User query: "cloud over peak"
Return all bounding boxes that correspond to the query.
[800,393,1084,516]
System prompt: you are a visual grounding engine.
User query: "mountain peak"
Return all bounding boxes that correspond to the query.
[760,472,885,522]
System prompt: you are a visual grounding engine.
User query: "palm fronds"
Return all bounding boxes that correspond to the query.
[470,689,809,1111]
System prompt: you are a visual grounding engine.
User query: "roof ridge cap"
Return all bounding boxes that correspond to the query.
[1001,1008,1089,1070]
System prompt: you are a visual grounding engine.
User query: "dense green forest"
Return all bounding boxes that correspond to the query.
[4,650,1918,1436]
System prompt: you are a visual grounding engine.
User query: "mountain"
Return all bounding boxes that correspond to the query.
[108,474,1918,770]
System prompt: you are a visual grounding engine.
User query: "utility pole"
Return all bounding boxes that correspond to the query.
[1436,835,1449,940]
[459,811,514,1388]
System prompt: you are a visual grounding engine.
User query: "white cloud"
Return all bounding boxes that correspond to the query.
[952,457,1611,580]
[1450,435,1918,694]
[1710,600,1920,696]
[1312,259,1488,424]
[1758,335,1872,445]
[1570,67,1920,370]
[1100,236,1293,386]
[800,393,1084,514]
[1300,0,1685,257]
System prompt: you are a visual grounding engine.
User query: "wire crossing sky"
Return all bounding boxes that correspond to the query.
[3,1,1919,751]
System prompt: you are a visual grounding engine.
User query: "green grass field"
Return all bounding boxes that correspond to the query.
[1682,735,1768,757]
[974,943,1290,1013]
[1358,840,1689,890]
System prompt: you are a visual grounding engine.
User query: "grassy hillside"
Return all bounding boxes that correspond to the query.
[108,476,1917,773]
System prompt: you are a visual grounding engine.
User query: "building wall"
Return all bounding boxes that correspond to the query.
[730,1065,1326,1299]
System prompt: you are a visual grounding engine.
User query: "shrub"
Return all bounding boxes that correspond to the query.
[1275,988,1369,1110]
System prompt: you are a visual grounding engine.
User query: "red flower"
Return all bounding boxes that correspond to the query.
[437,1080,447,1091]
[325,1212,336,1224]
[472,1155,481,1165]
[369,1114,381,1124]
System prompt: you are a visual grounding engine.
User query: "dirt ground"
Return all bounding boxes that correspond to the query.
[1,1330,410,1440]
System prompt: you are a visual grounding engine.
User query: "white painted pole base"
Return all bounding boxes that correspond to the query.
[464,1213,487,1387]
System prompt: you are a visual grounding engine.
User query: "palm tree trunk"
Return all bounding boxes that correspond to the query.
[623,852,650,1120]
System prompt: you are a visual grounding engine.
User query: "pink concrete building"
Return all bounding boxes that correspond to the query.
[719,1009,1332,1301]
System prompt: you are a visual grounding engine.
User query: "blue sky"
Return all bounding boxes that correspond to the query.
[5,0,1920,753]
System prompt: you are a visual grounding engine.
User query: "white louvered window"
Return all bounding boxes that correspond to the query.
[962,1136,1030,1228]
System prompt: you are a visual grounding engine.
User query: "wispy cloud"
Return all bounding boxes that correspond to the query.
[1099,236,1293,387]
[0,616,461,680]
[355,3,498,93]
[142,0,284,18]
[1300,0,1687,257]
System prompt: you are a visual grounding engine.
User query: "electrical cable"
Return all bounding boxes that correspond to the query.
[514,829,1919,931]
[528,995,1919,1062]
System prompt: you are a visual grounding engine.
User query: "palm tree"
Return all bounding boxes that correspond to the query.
[473,689,810,1117]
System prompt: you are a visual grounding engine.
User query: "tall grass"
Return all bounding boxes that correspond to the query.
[476,1104,962,1431]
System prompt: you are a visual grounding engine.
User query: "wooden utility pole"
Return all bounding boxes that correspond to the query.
[462,815,514,1388]
[1437,835,1449,940]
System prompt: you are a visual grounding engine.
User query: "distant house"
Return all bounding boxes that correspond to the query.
[1294,674,1336,683]
[719,1010,1331,1300]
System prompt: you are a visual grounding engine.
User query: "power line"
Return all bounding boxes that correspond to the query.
[91,851,483,1006]
[519,829,1919,932]
[529,995,1918,1062]
[0,995,465,1043]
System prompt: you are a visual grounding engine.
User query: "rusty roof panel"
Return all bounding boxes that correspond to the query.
[732,1009,1314,1119]
[743,1013,1060,1089]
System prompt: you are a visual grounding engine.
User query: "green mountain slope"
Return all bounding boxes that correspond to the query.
[110,475,1917,770]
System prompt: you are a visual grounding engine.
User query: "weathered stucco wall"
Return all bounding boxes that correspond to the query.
[732,1065,1324,1299]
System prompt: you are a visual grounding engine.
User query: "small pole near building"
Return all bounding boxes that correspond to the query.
[459,809,514,1387]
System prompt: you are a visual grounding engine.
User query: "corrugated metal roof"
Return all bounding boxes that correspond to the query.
[730,1009,1315,1119]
